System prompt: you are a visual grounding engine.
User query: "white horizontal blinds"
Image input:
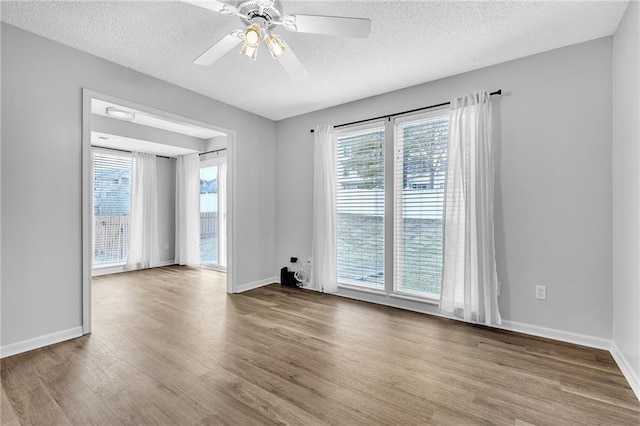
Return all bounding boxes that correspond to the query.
[394,112,449,297]
[93,149,132,265]
[336,123,385,289]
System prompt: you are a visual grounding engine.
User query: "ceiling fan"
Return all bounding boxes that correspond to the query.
[183,0,372,81]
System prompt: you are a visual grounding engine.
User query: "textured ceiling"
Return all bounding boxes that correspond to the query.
[0,1,629,120]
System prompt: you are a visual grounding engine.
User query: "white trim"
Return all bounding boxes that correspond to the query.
[93,260,127,269]
[334,119,386,137]
[82,89,92,334]
[611,341,640,401]
[235,276,277,293]
[0,327,83,359]
[92,260,176,277]
[393,105,450,125]
[226,132,237,295]
[201,264,227,273]
[496,320,611,351]
[92,264,126,276]
[336,286,441,316]
[337,283,387,296]
[389,292,439,305]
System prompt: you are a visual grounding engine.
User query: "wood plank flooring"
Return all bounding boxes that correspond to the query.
[2,266,638,425]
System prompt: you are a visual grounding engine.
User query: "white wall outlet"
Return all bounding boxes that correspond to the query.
[535,285,547,300]
[164,242,169,250]
[307,257,312,264]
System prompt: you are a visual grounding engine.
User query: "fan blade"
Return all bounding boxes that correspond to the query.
[278,43,310,81]
[282,14,371,38]
[182,0,238,16]
[193,32,242,65]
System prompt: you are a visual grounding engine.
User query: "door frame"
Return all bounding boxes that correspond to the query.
[199,155,227,271]
[81,89,237,334]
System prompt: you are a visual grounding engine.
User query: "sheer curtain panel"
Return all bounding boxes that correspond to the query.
[176,153,201,266]
[311,125,338,292]
[126,152,160,270]
[439,91,501,325]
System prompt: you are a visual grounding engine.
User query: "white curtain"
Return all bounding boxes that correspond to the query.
[126,152,160,270]
[218,160,227,268]
[439,91,501,326]
[310,125,338,292]
[175,153,201,266]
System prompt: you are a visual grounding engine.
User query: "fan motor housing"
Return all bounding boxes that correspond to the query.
[237,0,282,28]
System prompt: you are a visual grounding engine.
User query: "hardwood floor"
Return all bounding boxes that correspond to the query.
[2,266,638,425]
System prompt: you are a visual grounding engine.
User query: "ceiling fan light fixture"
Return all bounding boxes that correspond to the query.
[243,23,262,48]
[265,32,286,58]
[240,42,258,60]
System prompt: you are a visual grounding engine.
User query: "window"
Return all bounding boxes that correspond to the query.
[334,110,449,299]
[93,149,132,265]
[200,164,219,266]
[394,112,448,298]
[336,123,385,289]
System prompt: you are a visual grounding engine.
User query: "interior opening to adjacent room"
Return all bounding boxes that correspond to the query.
[82,90,237,334]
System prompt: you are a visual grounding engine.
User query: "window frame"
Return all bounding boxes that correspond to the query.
[334,120,387,290]
[392,108,450,301]
[91,147,133,268]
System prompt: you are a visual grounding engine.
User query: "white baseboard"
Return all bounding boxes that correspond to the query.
[92,263,126,276]
[0,326,83,359]
[334,287,612,350]
[235,276,277,293]
[92,260,176,276]
[611,341,640,400]
[497,320,612,351]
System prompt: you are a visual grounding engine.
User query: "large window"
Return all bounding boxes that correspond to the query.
[93,149,132,265]
[335,110,449,299]
[394,112,448,298]
[336,124,385,289]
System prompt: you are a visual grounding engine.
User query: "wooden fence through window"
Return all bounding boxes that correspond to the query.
[200,212,218,239]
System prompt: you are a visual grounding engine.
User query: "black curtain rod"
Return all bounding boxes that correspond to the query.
[309,90,502,133]
[93,146,173,160]
[199,148,227,155]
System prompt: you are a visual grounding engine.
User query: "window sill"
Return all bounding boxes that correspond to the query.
[389,292,439,306]
[337,283,387,296]
[337,284,440,306]
[93,261,126,269]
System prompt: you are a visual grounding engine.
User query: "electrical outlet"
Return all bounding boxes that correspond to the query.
[535,285,546,300]
[307,257,312,264]
[164,242,169,250]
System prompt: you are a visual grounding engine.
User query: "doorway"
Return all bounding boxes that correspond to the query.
[200,156,227,270]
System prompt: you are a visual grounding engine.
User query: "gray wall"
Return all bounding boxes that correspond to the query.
[275,37,613,339]
[612,1,640,393]
[1,23,277,347]
[157,157,176,264]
